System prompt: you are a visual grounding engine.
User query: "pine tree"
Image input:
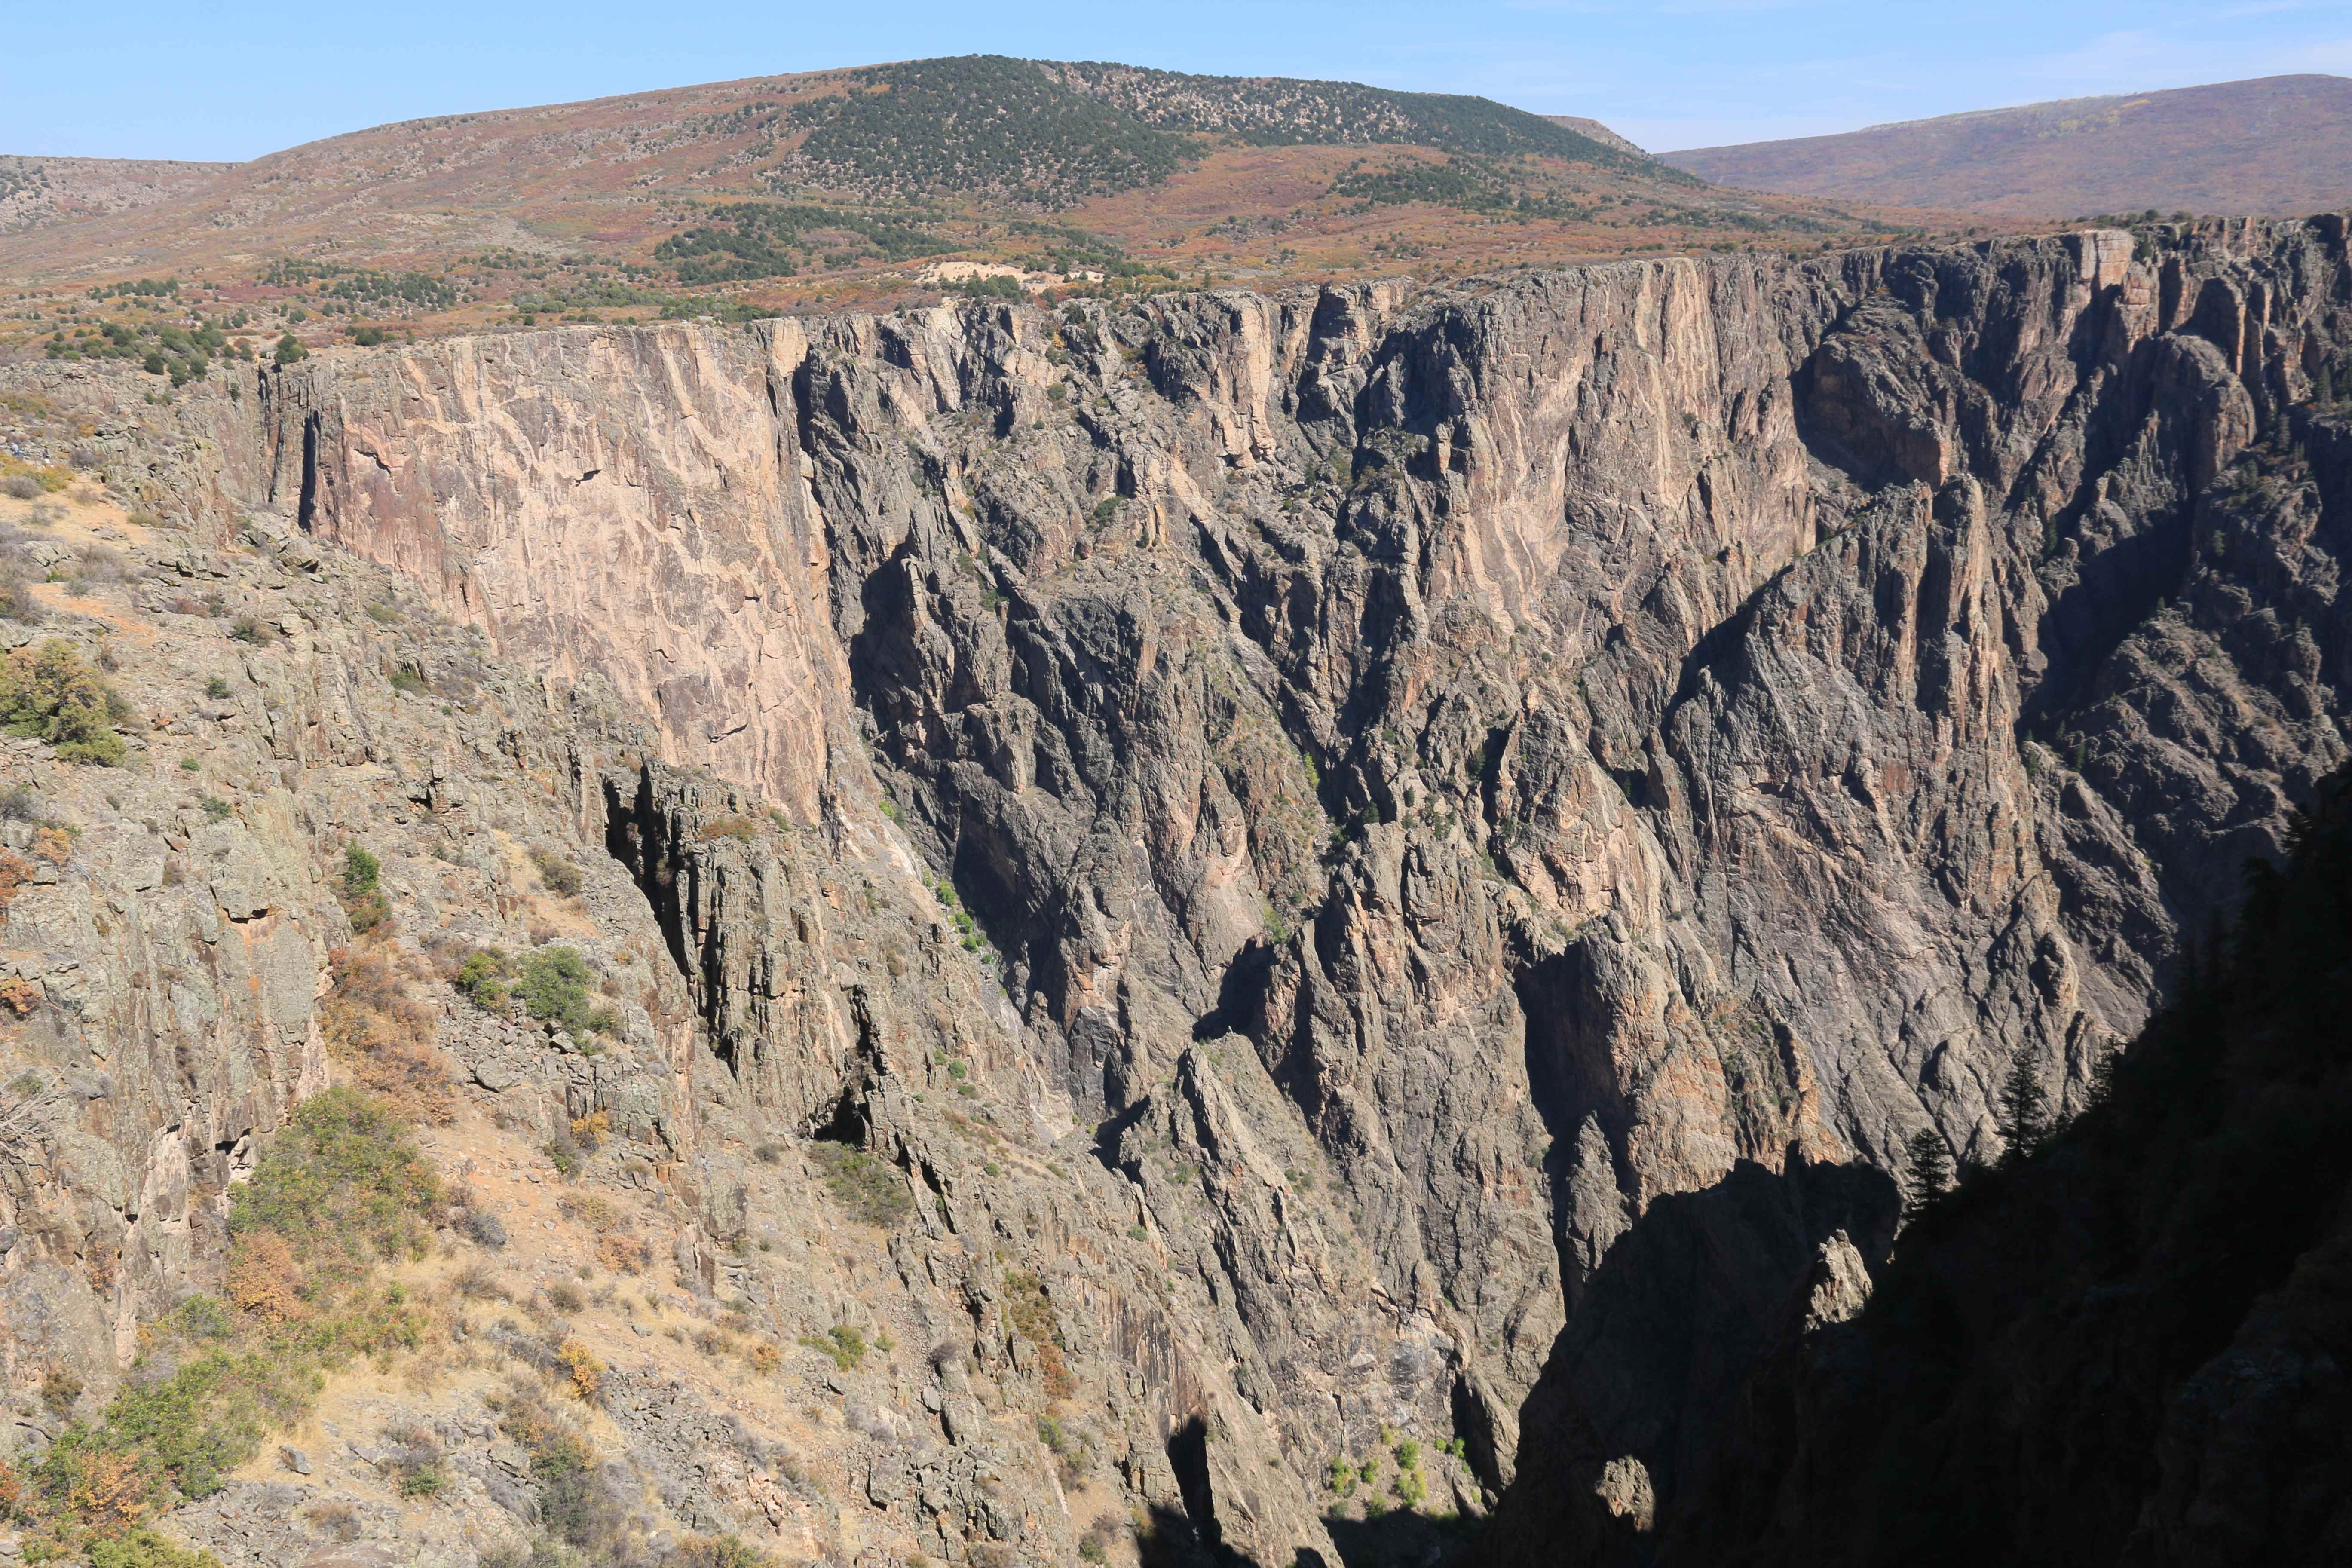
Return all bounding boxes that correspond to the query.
[1903,1127,1953,1217]
[2087,1045,2122,1109]
[1997,1057,2049,1163]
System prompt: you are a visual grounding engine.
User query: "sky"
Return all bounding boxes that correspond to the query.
[6,1,2352,162]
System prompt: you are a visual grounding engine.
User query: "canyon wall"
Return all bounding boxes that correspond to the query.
[46,212,2349,1562]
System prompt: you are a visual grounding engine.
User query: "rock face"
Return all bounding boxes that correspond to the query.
[11,211,2351,1565]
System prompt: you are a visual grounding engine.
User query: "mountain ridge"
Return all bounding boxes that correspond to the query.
[1664,73,2352,217]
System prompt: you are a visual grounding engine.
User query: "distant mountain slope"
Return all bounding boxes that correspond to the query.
[1044,60,1681,177]
[778,56,1690,205]
[0,154,235,234]
[1664,74,2352,217]
[1543,115,1648,157]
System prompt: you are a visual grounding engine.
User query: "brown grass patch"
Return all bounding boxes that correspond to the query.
[319,945,456,1122]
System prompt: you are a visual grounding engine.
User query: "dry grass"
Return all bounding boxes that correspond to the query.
[318,945,456,1123]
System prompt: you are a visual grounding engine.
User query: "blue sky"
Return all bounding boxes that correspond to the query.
[7,1,2350,162]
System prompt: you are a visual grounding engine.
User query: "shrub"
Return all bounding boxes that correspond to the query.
[0,573,41,624]
[799,1324,867,1371]
[86,1529,224,1568]
[383,1424,446,1498]
[230,1086,439,1265]
[342,844,380,898]
[273,334,306,365]
[1003,1271,1075,1399]
[594,1232,649,1274]
[460,1208,510,1249]
[671,1537,776,1568]
[0,639,131,765]
[40,1367,83,1415]
[809,1140,913,1227]
[1,474,40,501]
[228,615,276,646]
[199,796,231,821]
[517,946,594,1032]
[204,676,230,700]
[569,1109,611,1152]
[496,1389,617,1553]
[340,842,390,930]
[556,1339,602,1399]
[0,850,35,914]
[388,667,428,696]
[456,946,513,1008]
[529,847,582,897]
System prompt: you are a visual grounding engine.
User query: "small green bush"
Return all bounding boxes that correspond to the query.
[799,1324,868,1371]
[86,1528,226,1568]
[229,614,276,646]
[456,946,513,1008]
[229,1085,441,1266]
[388,667,428,696]
[670,1536,777,1568]
[518,945,595,1032]
[273,334,306,365]
[340,843,389,932]
[0,638,131,765]
[529,847,583,897]
[204,676,231,699]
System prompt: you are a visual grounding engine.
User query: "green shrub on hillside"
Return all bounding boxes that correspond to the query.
[517,945,613,1035]
[0,638,132,765]
[456,945,514,1008]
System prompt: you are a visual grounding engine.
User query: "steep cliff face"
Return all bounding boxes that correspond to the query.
[34,211,2349,1564]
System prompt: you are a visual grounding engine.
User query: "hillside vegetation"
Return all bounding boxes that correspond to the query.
[0,55,1960,350]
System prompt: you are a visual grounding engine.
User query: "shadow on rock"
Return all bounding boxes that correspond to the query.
[1479,1150,1899,1568]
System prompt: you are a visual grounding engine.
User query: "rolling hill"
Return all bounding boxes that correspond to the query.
[1664,74,2352,217]
[0,55,1959,359]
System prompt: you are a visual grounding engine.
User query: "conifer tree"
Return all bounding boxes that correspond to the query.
[1903,1127,1953,1217]
[1997,1057,2049,1163]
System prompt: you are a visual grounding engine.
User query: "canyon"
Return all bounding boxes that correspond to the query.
[0,210,2347,1567]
